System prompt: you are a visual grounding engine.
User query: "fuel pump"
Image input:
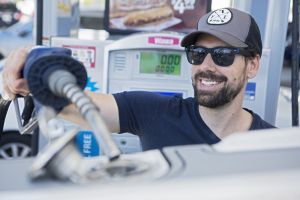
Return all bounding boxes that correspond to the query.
[21,47,168,182]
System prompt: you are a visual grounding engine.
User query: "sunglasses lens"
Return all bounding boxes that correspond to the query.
[186,46,245,67]
[212,48,235,66]
[186,47,206,65]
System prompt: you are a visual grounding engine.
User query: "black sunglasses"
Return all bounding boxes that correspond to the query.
[185,45,252,67]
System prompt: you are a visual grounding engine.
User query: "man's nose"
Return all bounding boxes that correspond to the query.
[195,53,217,72]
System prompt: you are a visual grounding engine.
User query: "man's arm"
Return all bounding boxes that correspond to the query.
[2,47,120,133]
[59,92,120,133]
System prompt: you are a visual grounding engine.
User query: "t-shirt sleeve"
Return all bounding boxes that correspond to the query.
[250,112,277,130]
[113,91,170,135]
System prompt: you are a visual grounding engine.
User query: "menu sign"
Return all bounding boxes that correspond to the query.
[104,0,211,34]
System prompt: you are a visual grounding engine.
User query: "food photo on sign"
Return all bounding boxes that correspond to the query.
[104,0,211,34]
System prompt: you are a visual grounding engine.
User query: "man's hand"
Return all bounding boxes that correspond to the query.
[2,47,32,100]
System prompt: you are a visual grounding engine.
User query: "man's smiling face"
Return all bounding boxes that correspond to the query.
[191,34,249,108]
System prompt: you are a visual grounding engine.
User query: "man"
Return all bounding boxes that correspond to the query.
[2,8,275,151]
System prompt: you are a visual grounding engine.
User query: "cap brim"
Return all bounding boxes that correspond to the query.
[181,30,248,48]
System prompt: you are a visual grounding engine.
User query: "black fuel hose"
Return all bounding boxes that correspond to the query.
[291,0,299,126]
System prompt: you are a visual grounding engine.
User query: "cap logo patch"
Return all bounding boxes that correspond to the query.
[207,8,232,25]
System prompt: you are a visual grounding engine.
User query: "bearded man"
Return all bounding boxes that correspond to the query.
[2,8,275,151]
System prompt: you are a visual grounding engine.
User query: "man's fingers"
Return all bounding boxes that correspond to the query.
[8,79,30,96]
[2,47,32,99]
[2,84,15,100]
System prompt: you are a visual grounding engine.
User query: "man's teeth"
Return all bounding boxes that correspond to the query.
[201,79,218,85]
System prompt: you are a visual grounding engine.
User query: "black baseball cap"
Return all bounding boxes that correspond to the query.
[181,8,262,56]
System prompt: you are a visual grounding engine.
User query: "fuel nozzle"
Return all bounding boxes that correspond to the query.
[24,47,121,161]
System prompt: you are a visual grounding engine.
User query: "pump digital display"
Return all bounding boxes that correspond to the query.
[139,52,181,76]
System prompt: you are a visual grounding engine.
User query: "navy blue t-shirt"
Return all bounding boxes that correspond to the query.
[113,91,275,150]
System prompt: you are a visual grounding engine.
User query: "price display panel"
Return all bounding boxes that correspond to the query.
[139,51,182,76]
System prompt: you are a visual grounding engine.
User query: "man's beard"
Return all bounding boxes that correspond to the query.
[192,71,247,108]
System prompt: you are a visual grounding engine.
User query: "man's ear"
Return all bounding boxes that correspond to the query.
[247,55,260,79]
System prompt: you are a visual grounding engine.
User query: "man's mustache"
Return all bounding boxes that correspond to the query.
[194,71,227,82]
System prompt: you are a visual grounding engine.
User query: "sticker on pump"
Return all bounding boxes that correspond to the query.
[148,36,179,46]
[63,45,96,68]
[76,131,100,157]
[244,82,256,101]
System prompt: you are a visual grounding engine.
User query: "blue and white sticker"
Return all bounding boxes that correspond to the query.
[244,82,256,101]
[76,131,100,157]
[85,77,100,92]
